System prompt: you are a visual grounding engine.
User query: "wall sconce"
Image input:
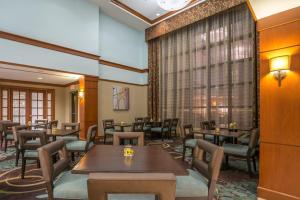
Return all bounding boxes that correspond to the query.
[78,90,84,99]
[270,55,290,87]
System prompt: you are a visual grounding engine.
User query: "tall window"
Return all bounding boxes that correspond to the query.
[12,90,26,124]
[0,86,55,124]
[1,89,9,120]
[159,4,256,129]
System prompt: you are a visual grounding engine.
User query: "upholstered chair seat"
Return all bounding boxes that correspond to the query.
[105,128,115,135]
[223,143,249,156]
[24,150,38,158]
[57,135,79,142]
[176,169,208,197]
[5,133,14,140]
[143,126,151,131]
[53,171,88,199]
[66,141,94,151]
[185,139,197,148]
[150,127,169,132]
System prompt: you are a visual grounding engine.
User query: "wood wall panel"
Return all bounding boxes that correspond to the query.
[79,76,98,139]
[258,6,300,200]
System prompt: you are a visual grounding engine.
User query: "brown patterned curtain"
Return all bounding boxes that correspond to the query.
[148,4,257,129]
[148,39,160,120]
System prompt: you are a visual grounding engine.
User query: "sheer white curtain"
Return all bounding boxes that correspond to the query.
[159,4,256,129]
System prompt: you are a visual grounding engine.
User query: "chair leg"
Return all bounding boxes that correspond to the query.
[225,155,229,166]
[71,152,75,161]
[161,132,164,141]
[252,156,257,172]
[4,139,8,152]
[15,148,20,166]
[182,146,186,161]
[247,157,253,177]
[37,160,41,168]
[104,134,106,144]
[21,152,26,179]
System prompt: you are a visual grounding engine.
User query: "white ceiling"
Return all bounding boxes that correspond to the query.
[88,0,300,31]
[0,64,81,86]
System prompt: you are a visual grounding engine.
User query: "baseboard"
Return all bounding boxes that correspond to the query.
[258,186,300,200]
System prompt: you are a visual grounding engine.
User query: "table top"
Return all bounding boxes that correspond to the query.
[72,145,188,176]
[18,128,79,137]
[193,129,245,138]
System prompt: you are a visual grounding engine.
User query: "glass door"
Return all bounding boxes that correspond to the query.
[1,89,9,120]
[12,90,26,124]
[31,91,45,123]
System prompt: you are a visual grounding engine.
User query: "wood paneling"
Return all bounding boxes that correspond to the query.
[258,6,300,200]
[79,76,98,139]
[0,31,99,60]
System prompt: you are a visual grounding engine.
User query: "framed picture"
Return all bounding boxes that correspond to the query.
[113,86,129,110]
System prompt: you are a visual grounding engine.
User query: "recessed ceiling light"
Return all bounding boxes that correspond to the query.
[156,13,161,16]
[37,77,43,80]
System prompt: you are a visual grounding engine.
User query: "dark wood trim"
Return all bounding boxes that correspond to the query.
[0,60,98,78]
[99,59,148,73]
[0,78,66,88]
[0,31,100,60]
[99,78,148,86]
[246,0,257,21]
[259,44,300,54]
[64,80,79,87]
[110,0,198,25]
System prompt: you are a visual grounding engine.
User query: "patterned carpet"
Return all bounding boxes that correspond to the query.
[0,140,258,200]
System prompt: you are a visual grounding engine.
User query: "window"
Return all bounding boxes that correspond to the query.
[0,86,55,124]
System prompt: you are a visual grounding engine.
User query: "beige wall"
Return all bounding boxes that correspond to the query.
[0,81,70,128]
[98,80,148,135]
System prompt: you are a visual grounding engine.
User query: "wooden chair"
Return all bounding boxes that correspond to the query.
[38,140,88,200]
[200,121,215,143]
[222,128,259,176]
[12,125,28,166]
[176,139,224,200]
[65,125,97,161]
[34,119,48,129]
[87,173,176,200]
[134,117,144,122]
[131,121,144,132]
[151,119,172,141]
[19,130,48,179]
[0,120,10,147]
[59,122,80,142]
[47,120,58,129]
[2,122,20,152]
[113,132,144,146]
[182,124,197,161]
[102,119,115,144]
[170,118,179,138]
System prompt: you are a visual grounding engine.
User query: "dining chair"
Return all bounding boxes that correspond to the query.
[176,139,224,200]
[47,120,58,129]
[38,140,88,200]
[2,122,20,152]
[170,118,179,138]
[87,173,176,200]
[65,125,97,161]
[102,119,115,144]
[142,117,152,137]
[131,121,144,132]
[12,125,29,166]
[59,122,80,142]
[200,121,215,143]
[150,119,172,141]
[0,120,10,147]
[222,128,259,176]
[113,132,144,146]
[182,124,197,161]
[19,130,48,179]
[134,117,144,122]
[34,119,48,129]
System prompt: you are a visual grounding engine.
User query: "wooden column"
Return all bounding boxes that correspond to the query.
[79,75,98,139]
[258,6,300,200]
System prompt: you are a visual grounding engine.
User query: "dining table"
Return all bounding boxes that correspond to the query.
[72,145,188,176]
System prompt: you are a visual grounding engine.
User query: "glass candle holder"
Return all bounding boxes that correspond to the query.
[123,145,134,157]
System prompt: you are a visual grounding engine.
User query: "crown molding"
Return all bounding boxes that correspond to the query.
[99,78,148,86]
[99,59,148,73]
[0,31,100,60]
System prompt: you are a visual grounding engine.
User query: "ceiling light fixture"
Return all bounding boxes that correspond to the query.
[157,0,192,11]
[156,13,161,16]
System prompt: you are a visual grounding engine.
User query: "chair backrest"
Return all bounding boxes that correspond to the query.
[12,125,28,143]
[61,122,80,131]
[0,120,11,133]
[171,118,179,128]
[247,128,259,156]
[85,125,98,152]
[38,140,69,200]
[162,119,172,129]
[47,120,58,129]
[19,130,48,151]
[132,122,144,132]
[200,121,211,130]
[2,122,20,136]
[209,120,216,129]
[113,132,144,146]
[102,119,114,131]
[193,139,224,200]
[182,124,193,138]
[35,119,48,124]
[87,173,176,200]
[135,117,144,122]
[143,117,151,122]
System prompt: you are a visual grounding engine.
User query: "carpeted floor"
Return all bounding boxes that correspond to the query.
[0,140,258,200]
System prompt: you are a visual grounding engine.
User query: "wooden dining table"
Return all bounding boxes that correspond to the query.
[18,128,79,141]
[72,145,188,176]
